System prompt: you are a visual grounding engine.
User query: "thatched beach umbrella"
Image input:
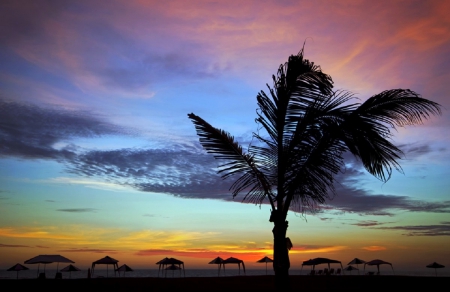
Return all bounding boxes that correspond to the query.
[116,264,133,277]
[164,264,183,277]
[256,256,273,275]
[156,257,185,277]
[364,259,394,275]
[209,257,225,276]
[348,258,365,274]
[301,257,344,274]
[426,262,445,276]
[344,265,358,275]
[91,256,119,277]
[24,254,74,278]
[7,263,29,279]
[60,264,81,278]
[223,257,246,275]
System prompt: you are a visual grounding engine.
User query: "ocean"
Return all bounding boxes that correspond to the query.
[1,268,448,279]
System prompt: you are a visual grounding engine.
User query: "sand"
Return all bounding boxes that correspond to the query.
[2,275,449,291]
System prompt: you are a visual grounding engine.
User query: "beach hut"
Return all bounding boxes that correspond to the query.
[116,264,134,277]
[7,263,29,279]
[364,259,394,275]
[24,254,74,278]
[156,257,185,277]
[426,262,445,276]
[347,258,365,274]
[344,265,358,275]
[301,257,344,275]
[91,256,119,277]
[164,264,183,277]
[209,257,225,276]
[60,264,81,278]
[256,256,273,275]
[223,257,246,275]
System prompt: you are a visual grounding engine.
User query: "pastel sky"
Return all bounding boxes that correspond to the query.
[1,0,449,274]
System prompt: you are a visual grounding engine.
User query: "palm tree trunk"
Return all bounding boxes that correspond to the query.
[272,218,290,289]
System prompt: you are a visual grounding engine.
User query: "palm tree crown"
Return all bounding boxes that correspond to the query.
[188,47,441,216]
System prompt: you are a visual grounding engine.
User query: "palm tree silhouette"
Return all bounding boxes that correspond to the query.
[188,46,441,289]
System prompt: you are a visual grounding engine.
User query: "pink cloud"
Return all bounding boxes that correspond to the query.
[362,245,387,251]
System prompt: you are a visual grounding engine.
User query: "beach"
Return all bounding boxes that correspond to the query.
[2,275,449,291]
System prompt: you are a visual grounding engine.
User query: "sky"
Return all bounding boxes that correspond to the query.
[1,0,449,274]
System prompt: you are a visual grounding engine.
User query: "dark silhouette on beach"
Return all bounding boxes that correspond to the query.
[188,44,442,289]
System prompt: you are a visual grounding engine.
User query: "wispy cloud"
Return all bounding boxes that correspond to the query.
[0,100,126,160]
[58,248,118,254]
[323,159,450,215]
[350,220,389,227]
[47,177,134,192]
[0,243,31,248]
[291,245,347,254]
[325,189,450,215]
[0,243,49,248]
[0,227,79,240]
[362,246,387,251]
[35,245,50,249]
[67,146,234,200]
[56,208,97,213]
[370,222,450,236]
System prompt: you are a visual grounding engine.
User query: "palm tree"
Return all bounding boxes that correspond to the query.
[188,47,441,288]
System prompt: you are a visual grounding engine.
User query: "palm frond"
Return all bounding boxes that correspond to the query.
[356,89,442,128]
[341,89,442,181]
[188,113,274,205]
[256,90,279,142]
